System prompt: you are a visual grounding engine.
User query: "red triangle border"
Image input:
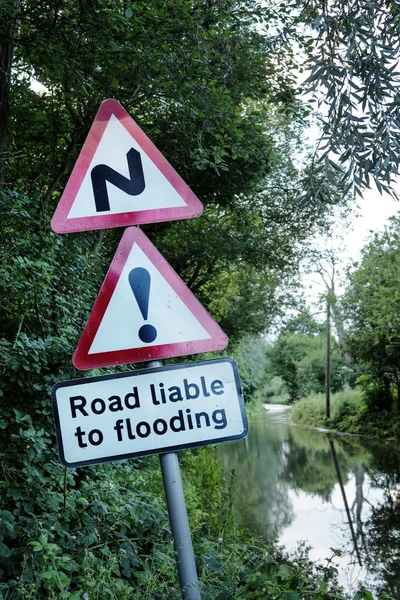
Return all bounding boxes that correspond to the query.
[73,227,228,369]
[51,99,203,233]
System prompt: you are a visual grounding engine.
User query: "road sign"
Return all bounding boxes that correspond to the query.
[73,227,228,369]
[52,359,247,468]
[51,99,204,233]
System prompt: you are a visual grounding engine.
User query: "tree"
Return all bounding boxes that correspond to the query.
[295,0,400,200]
[0,1,20,187]
[268,312,352,402]
[305,248,347,353]
[303,246,350,416]
[6,1,400,200]
[231,335,269,400]
[279,309,325,337]
[0,1,349,343]
[344,214,400,412]
[2,1,300,192]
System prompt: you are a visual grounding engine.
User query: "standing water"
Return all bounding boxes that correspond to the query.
[219,404,400,598]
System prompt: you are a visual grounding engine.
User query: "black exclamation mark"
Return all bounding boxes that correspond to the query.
[128,267,158,343]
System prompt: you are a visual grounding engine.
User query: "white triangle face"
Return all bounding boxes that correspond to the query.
[89,244,210,354]
[73,227,229,369]
[51,99,203,233]
[67,115,186,219]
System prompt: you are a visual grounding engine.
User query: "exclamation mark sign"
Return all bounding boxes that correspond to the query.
[128,267,158,343]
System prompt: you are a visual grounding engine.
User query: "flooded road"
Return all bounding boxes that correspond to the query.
[219,404,400,598]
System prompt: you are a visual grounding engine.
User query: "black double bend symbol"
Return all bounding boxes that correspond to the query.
[91,148,145,212]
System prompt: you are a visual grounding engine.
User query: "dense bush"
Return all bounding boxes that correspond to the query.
[289,389,400,439]
[268,332,355,403]
[290,390,364,433]
[0,436,370,599]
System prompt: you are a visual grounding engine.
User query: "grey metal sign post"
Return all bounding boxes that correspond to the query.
[147,360,200,600]
[160,451,200,599]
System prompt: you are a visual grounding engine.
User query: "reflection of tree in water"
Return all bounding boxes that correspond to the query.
[319,437,400,597]
[220,412,400,596]
[362,446,400,599]
[281,426,368,502]
[306,436,400,598]
[329,439,363,567]
[349,462,375,566]
[352,463,367,538]
[219,415,294,539]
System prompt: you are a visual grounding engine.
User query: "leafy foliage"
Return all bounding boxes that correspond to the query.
[343,214,400,414]
[230,335,269,400]
[1,1,346,345]
[268,314,355,402]
[0,1,383,597]
[298,0,400,199]
[290,389,365,434]
[6,1,298,194]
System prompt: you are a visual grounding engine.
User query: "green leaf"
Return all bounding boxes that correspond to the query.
[202,553,223,573]
[278,564,293,579]
[0,541,11,557]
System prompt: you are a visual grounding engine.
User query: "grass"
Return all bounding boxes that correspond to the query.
[291,389,400,439]
[244,391,268,416]
[290,389,365,434]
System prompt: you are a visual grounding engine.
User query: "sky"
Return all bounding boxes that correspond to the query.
[341,187,399,261]
[300,187,399,311]
[298,107,400,309]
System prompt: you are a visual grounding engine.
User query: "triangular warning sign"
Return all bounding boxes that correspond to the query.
[51,99,203,233]
[73,227,228,369]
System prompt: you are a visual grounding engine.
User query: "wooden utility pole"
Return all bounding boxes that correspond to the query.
[326,293,331,419]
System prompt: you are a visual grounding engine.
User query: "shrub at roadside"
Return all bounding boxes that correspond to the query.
[290,390,364,434]
[1,433,383,600]
[290,388,400,438]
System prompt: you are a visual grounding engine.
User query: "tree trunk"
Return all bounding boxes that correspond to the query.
[331,301,346,353]
[326,298,331,419]
[0,2,20,188]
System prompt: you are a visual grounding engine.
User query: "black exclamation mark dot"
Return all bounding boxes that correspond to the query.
[128,267,158,343]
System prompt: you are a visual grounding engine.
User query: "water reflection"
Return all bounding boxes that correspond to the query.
[219,405,400,597]
[364,445,400,599]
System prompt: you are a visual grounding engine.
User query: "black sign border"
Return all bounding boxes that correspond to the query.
[52,358,248,468]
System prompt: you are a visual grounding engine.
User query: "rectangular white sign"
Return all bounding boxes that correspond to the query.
[52,358,247,467]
